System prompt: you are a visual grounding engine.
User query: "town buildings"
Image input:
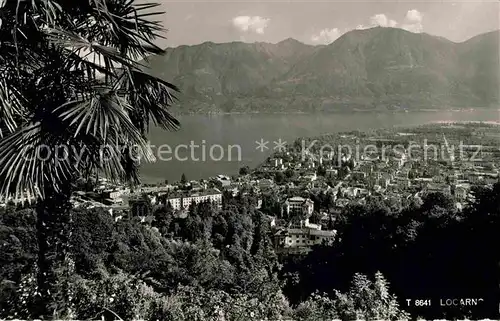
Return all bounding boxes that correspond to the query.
[165,188,223,210]
[50,123,499,255]
[284,196,314,216]
[274,216,336,254]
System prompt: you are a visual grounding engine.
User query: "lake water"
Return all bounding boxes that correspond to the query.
[141,110,500,184]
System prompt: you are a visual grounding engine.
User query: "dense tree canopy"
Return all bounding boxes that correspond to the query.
[1,184,499,319]
[282,183,500,319]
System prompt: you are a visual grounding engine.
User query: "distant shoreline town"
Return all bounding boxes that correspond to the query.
[6,121,493,254]
[169,107,499,116]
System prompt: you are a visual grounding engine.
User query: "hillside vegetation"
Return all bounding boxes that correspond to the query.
[143,27,500,113]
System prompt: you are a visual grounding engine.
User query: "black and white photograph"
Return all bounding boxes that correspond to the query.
[0,0,499,320]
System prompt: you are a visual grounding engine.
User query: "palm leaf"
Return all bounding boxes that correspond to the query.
[45,27,140,70]
[116,68,179,133]
[0,78,26,137]
[54,90,156,161]
[0,122,77,202]
[88,0,167,59]
[0,0,180,201]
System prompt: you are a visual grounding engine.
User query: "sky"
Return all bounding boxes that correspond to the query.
[146,0,500,48]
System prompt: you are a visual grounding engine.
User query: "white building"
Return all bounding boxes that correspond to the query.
[290,217,321,230]
[285,197,314,216]
[139,185,175,194]
[275,227,336,249]
[216,175,231,187]
[104,189,126,204]
[302,172,317,182]
[165,189,223,211]
[166,197,182,210]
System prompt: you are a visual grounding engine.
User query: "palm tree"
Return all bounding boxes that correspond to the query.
[0,0,178,317]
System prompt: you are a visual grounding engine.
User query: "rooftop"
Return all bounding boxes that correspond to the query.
[288,196,307,202]
[166,188,222,199]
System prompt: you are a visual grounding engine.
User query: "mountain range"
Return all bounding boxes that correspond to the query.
[142,27,500,113]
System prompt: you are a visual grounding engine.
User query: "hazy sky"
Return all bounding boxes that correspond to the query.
[148,0,500,48]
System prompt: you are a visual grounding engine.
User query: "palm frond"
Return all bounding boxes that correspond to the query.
[0,0,180,201]
[45,27,140,70]
[64,50,117,80]
[54,90,156,161]
[0,78,26,137]
[86,0,167,59]
[0,122,77,202]
[116,68,179,133]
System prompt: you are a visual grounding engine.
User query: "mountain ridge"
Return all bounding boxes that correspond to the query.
[144,27,500,114]
[163,27,499,49]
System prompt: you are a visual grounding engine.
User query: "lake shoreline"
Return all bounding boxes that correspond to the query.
[169,107,498,117]
[141,109,500,184]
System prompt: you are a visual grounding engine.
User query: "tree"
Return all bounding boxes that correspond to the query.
[180,173,187,185]
[0,208,38,315]
[293,272,408,321]
[294,292,337,321]
[153,205,174,235]
[70,208,114,275]
[309,212,322,225]
[274,172,285,184]
[239,166,250,176]
[0,1,178,317]
[284,168,294,179]
[333,272,408,321]
[421,192,456,215]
